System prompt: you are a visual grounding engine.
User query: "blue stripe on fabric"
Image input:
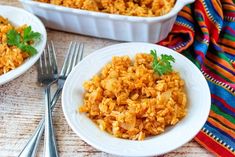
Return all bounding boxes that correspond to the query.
[176,16,194,29]
[207,121,235,143]
[212,98,235,117]
[204,0,223,27]
[196,54,204,64]
[205,122,235,147]
[207,81,235,108]
[222,27,235,36]
[194,39,209,64]
[212,43,223,52]
[224,52,235,60]
[195,40,209,54]
[206,56,235,75]
[222,20,235,60]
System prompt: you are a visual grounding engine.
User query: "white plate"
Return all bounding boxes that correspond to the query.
[0,6,46,85]
[62,43,211,156]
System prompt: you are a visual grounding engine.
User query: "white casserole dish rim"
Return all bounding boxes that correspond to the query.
[19,0,195,22]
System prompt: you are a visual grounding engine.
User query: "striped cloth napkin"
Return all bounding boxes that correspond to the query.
[159,0,235,156]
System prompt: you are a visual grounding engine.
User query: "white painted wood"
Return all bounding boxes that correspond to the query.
[0,1,213,156]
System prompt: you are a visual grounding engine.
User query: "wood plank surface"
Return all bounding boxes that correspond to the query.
[0,1,213,156]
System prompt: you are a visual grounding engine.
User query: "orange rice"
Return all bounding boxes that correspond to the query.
[0,16,29,75]
[37,0,176,17]
[79,53,187,140]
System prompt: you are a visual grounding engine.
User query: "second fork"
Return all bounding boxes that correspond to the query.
[44,42,84,157]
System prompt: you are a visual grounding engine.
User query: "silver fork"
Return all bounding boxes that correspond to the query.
[37,41,58,85]
[18,42,84,157]
[44,42,84,157]
[18,41,58,157]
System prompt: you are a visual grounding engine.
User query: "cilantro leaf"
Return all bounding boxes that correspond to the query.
[150,49,175,76]
[6,26,41,56]
[19,44,37,56]
[7,30,21,46]
[150,49,157,60]
[23,26,41,43]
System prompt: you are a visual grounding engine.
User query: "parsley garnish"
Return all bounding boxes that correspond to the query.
[7,26,41,56]
[150,49,175,76]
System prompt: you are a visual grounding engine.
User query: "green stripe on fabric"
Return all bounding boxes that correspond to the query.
[216,51,233,66]
[224,34,235,40]
[204,64,232,82]
[210,116,235,131]
[225,10,235,13]
[208,50,233,67]
[211,104,235,123]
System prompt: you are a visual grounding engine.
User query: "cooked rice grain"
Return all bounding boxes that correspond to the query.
[0,16,29,75]
[37,0,176,17]
[79,54,187,140]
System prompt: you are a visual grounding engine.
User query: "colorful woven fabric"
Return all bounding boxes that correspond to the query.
[159,0,235,156]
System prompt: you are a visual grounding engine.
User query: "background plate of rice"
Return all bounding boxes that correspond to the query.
[62,42,211,156]
[0,6,46,85]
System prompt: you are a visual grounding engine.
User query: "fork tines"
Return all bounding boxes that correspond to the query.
[38,41,58,85]
[60,42,84,77]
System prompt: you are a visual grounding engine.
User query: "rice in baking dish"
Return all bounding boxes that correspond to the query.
[37,0,176,17]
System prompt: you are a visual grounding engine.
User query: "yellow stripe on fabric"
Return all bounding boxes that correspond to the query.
[210,110,235,130]
[220,45,235,56]
[178,12,194,23]
[223,2,235,11]
[182,6,192,13]
[204,59,235,82]
[211,0,223,17]
[220,39,235,55]
[220,38,235,49]
[208,117,235,138]
[207,52,235,72]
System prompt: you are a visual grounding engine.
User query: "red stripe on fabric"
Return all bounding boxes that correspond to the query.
[226,12,235,17]
[195,50,206,60]
[223,26,235,35]
[212,94,235,112]
[195,131,234,157]
[195,1,220,41]
[202,65,229,83]
[158,24,194,52]
[202,66,235,92]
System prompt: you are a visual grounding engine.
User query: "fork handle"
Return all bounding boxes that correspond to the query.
[18,87,62,157]
[18,119,45,157]
[44,87,59,157]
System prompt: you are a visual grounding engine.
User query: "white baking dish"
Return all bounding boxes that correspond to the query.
[19,0,194,43]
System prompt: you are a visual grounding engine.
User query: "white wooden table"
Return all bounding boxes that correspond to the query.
[0,1,213,156]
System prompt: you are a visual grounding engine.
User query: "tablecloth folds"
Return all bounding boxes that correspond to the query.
[159,0,235,156]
